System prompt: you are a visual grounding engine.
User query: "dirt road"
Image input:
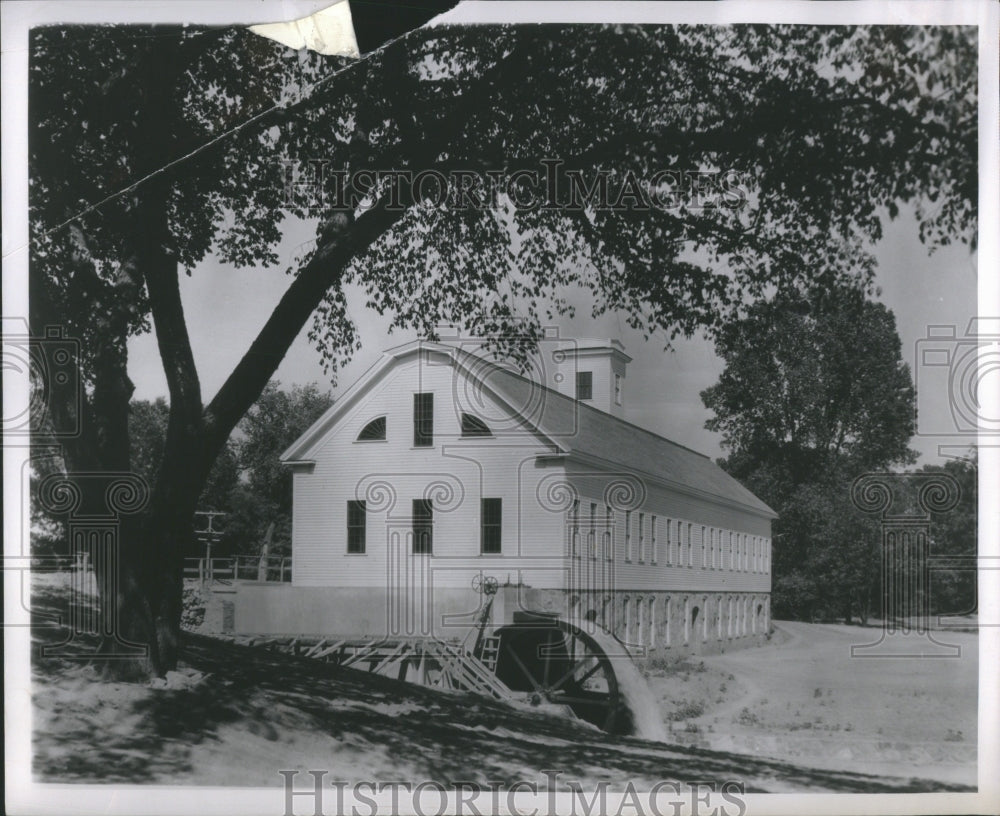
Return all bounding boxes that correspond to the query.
[646,620,978,786]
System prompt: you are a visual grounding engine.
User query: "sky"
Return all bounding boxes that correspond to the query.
[127,203,978,467]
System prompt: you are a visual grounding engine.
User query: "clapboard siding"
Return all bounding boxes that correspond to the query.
[292,357,569,588]
[289,346,771,601]
[561,463,772,595]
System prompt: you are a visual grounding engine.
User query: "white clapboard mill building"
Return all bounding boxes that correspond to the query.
[233,331,776,657]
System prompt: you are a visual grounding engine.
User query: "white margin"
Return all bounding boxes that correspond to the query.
[3,1,998,815]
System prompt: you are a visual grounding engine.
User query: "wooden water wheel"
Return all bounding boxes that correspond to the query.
[493,611,663,739]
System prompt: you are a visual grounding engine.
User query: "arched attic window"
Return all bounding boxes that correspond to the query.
[460,413,492,438]
[356,416,386,441]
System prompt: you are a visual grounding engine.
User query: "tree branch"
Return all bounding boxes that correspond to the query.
[200,39,521,459]
[201,199,405,457]
[142,245,204,446]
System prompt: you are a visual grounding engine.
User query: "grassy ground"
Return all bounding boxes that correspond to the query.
[29,574,975,792]
[642,620,978,786]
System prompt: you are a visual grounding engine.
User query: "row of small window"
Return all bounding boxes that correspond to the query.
[606,594,767,649]
[346,498,502,554]
[569,501,770,573]
[356,394,491,446]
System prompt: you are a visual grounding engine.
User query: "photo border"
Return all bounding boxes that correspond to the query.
[3,1,997,814]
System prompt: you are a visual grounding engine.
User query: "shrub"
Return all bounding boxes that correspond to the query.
[669,700,706,721]
[181,586,206,630]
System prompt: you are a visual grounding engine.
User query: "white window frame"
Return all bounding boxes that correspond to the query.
[648,597,656,646]
[650,515,658,564]
[664,597,672,646]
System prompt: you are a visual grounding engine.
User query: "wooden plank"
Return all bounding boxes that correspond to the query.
[304,639,327,657]
[371,641,409,675]
[311,639,348,660]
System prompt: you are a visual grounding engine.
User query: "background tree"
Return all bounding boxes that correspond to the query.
[702,286,918,483]
[222,382,334,557]
[701,286,918,621]
[918,453,977,617]
[30,22,976,675]
[125,386,332,559]
[129,398,240,520]
[29,24,351,674]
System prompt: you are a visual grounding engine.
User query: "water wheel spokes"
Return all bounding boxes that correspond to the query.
[503,641,544,692]
[497,619,623,733]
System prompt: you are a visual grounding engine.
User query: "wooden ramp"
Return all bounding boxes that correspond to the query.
[246,635,514,701]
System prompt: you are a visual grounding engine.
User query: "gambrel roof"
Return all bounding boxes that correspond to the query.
[282,340,777,519]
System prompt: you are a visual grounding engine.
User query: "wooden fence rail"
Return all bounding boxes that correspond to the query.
[183,556,291,585]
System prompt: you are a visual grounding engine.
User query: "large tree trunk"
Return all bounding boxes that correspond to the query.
[99,446,204,678]
[116,482,199,676]
[88,341,144,670]
[96,37,421,678]
[104,195,404,678]
[101,177,197,676]
[100,472,200,679]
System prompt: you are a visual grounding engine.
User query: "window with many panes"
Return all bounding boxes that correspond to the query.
[481,498,502,554]
[356,416,386,441]
[412,499,433,553]
[347,500,366,553]
[413,393,433,447]
[576,371,593,400]
[570,498,580,556]
[664,597,671,646]
[604,505,613,560]
[589,502,597,558]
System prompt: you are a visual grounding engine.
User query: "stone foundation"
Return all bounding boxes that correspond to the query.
[515,586,771,659]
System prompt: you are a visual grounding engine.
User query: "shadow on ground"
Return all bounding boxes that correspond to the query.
[30,584,975,792]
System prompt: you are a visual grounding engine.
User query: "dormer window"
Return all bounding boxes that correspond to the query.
[460,413,492,438]
[576,371,593,400]
[357,416,386,441]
